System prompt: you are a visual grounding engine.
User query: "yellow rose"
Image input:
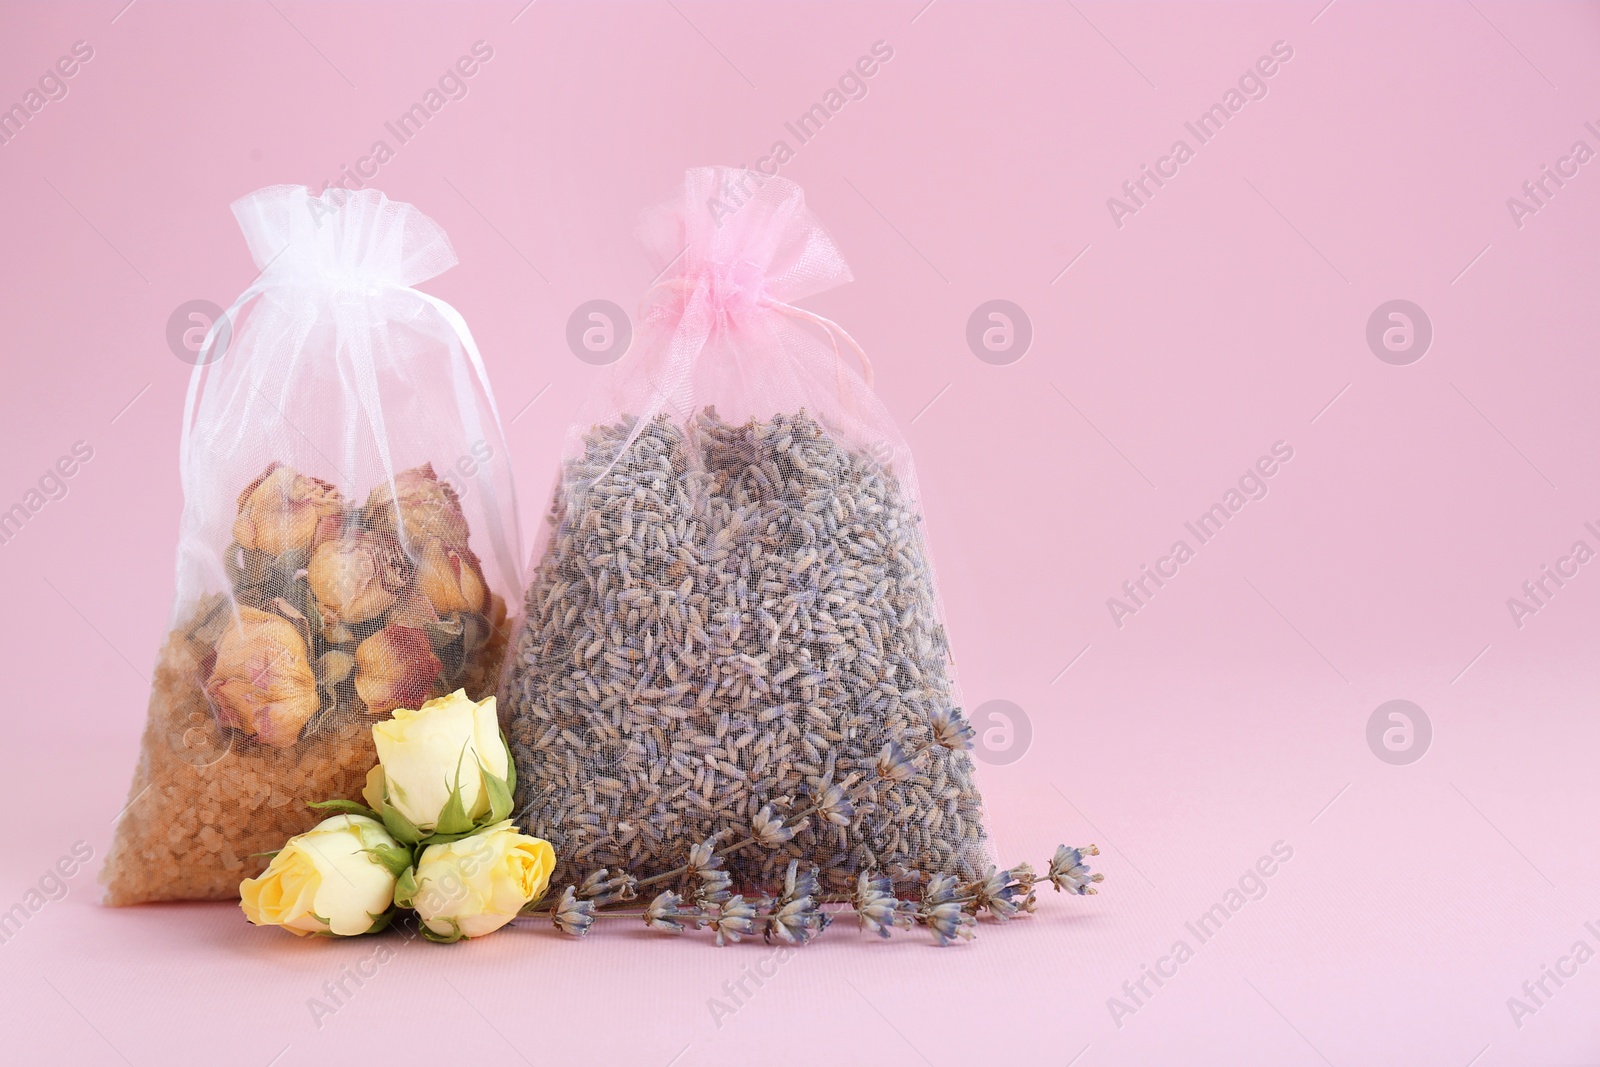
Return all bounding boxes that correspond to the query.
[239,815,405,936]
[401,823,555,940]
[205,606,320,747]
[363,690,513,838]
[232,462,344,557]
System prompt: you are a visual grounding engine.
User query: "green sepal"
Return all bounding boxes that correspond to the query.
[432,742,477,837]
[483,762,514,826]
[364,910,395,936]
[393,866,420,910]
[433,789,474,836]
[429,817,512,848]
[247,850,281,860]
[308,798,380,821]
[363,843,415,880]
[381,801,425,847]
[419,917,464,944]
[412,827,481,845]
[498,727,517,796]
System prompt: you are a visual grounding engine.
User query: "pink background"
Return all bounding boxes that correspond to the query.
[3,1,1599,1064]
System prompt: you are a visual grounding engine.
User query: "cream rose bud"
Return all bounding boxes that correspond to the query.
[239,815,406,936]
[365,690,513,838]
[401,823,556,940]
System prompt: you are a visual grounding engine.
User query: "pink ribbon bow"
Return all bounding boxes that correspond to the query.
[638,167,873,392]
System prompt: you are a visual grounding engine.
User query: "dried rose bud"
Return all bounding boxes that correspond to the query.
[354,625,442,716]
[415,538,487,615]
[365,464,470,550]
[205,606,320,748]
[310,512,346,548]
[232,463,344,557]
[307,532,412,626]
[485,591,507,635]
[386,592,440,628]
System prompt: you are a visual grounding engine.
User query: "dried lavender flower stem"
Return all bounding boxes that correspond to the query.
[572,843,1101,948]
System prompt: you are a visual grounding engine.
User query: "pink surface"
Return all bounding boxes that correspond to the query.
[2,1,1598,1064]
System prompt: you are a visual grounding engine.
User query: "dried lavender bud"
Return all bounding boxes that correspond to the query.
[929,706,976,752]
[577,867,637,906]
[765,860,829,945]
[550,886,596,937]
[644,890,704,934]
[766,895,829,946]
[854,871,912,939]
[778,860,822,905]
[752,804,798,849]
[686,835,725,877]
[922,872,965,907]
[1048,845,1103,896]
[578,868,612,896]
[1009,861,1039,914]
[887,862,924,888]
[710,895,759,947]
[812,779,856,827]
[919,899,976,947]
[965,866,1020,921]
[696,868,733,908]
[875,741,917,783]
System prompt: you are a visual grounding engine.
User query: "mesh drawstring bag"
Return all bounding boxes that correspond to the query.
[103,185,521,904]
[500,167,990,893]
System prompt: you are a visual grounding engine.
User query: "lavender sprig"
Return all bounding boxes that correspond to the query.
[569,842,1101,946]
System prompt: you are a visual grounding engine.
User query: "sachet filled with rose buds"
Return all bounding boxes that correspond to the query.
[103,185,521,904]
